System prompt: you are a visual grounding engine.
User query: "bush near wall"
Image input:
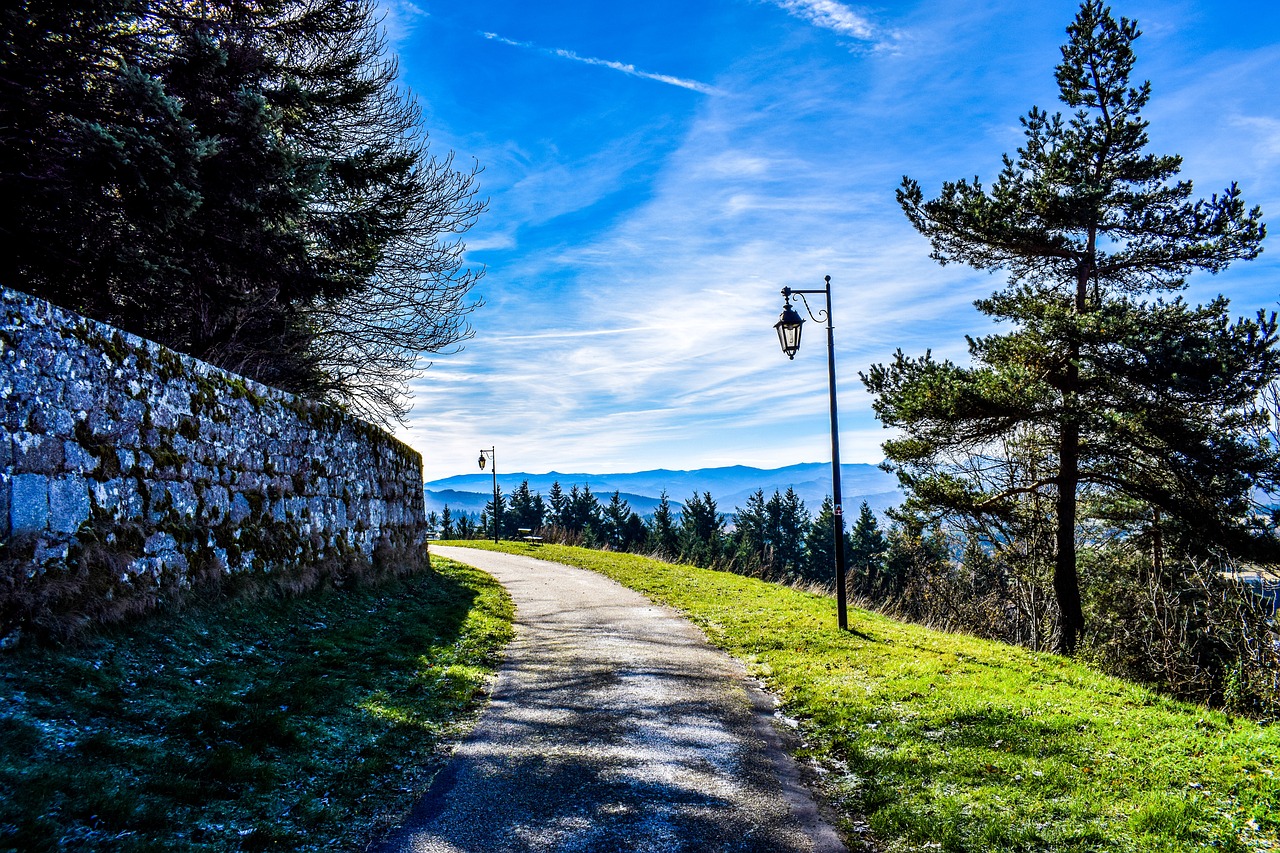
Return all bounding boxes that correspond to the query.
[0,288,429,644]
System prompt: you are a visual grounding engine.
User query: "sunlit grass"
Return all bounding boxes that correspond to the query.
[0,555,513,852]
[447,541,1280,853]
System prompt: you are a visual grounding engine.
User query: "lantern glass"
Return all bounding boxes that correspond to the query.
[478,453,487,470]
[775,305,804,360]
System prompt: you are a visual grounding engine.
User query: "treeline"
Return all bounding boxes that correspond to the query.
[435,480,909,590]
[1,0,484,424]
[437,476,1280,717]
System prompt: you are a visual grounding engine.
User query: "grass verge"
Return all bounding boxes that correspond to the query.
[0,555,513,853]
[446,541,1280,853]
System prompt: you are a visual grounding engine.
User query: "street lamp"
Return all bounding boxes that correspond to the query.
[775,275,849,631]
[478,447,499,544]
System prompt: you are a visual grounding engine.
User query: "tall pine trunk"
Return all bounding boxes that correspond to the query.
[1053,251,1094,654]
[1055,416,1085,653]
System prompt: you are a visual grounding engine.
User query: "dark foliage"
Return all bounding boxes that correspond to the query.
[0,0,484,423]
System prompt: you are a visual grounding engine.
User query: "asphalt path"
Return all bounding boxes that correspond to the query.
[375,545,847,853]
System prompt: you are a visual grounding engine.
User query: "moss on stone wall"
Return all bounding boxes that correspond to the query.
[0,287,429,645]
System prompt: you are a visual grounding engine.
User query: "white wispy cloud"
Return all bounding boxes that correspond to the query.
[481,32,721,95]
[767,0,898,48]
[376,0,428,46]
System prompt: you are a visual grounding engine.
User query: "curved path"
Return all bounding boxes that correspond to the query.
[376,546,846,853]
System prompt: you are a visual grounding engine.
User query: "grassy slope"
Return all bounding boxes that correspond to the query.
[0,556,512,853]
[449,541,1279,853]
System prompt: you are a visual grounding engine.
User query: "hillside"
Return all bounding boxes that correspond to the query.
[454,542,1280,852]
[423,462,900,518]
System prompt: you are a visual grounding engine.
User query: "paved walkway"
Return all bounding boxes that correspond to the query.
[375,546,846,853]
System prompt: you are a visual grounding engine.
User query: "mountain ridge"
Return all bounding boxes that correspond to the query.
[423,462,901,518]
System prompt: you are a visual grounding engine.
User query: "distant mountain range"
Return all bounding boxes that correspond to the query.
[423,462,901,519]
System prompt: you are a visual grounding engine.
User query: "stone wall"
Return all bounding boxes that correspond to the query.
[0,288,429,642]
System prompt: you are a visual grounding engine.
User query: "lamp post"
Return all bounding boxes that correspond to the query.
[775,275,849,631]
[478,447,499,544]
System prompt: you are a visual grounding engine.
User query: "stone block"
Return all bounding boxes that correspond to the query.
[11,474,49,533]
[91,478,121,514]
[49,476,90,533]
[64,441,97,474]
[230,492,252,524]
[65,379,96,412]
[91,478,143,520]
[87,407,119,435]
[166,481,198,519]
[121,398,147,430]
[203,485,230,517]
[151,404,176,430]
[144,532,177,555]
[13,432,63,474]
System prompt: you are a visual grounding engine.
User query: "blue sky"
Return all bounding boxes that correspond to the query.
[382,0,1280,482]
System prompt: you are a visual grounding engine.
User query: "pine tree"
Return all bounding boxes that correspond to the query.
[770,487,809,577]
[803,496,849,586]
[848,502,889,596]
[0,0,201,328]
[679,492,725,568]
[731,490,771,574]
[866,1,1275,653]
[507,481,544,532]
[566,484,602,537]
[646,491,679,559]
[546,482,568,529]
[483,486,506,540]
[602,492,642,552]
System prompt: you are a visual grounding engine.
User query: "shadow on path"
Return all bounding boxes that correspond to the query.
[374,546,846,853]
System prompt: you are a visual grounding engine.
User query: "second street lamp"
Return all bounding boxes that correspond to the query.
[775,275,849,632]
[478,447,499,544]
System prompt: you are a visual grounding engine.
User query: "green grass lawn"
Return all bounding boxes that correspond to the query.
[0,555,512,853]
[447,541,1280,853]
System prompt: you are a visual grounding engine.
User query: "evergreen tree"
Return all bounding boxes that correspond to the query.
[482,486,506,540]
[507,480,544,533]
[731,488,808,577]
[1,0,484,423]
[546,481,568,529]
[866,1,1275,653]
[0,0,201,329]
[770,487,809,577]
[646,490,679,559]
[623,512,647,553]
[566,484,602,538]
[803,496,851,586]
[848,502,889,596]
[731,489,771,574]
[960,534,1004,599]
[602,492,643,552]
[441,505,453,538]
[882,514,951,603]
[679,492,724,568]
